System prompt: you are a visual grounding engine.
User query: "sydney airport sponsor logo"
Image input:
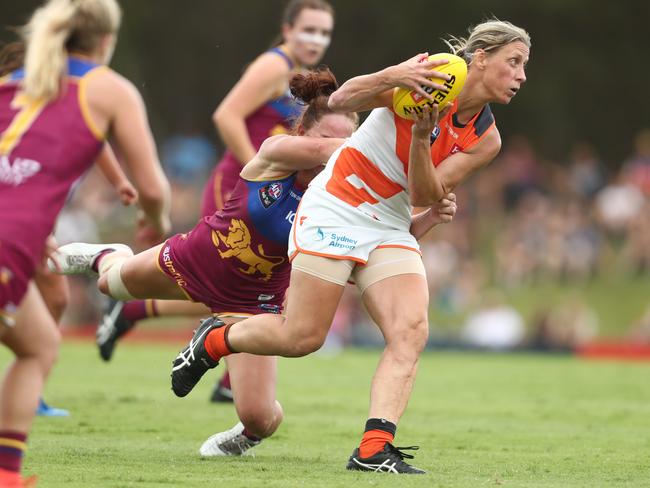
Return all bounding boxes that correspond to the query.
[314,227,357,250]
[0,156,41,186]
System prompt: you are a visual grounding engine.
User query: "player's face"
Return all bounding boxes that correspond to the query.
[306,113,356,139]
[284,8,334,67]
[483,40,529,104]
[298,114,356,182]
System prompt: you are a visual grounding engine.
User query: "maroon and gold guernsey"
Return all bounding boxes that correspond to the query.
[158,173,304,316]
[0,57,104,318]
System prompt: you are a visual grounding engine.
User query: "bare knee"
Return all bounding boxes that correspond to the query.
[39,325,61,373]
[14,324,61,374]
[385,317,429,361]
[283,333,327,357]
[238,401,283,438]
[43,284,69,322]
[35,273,70,322]
[46,293,69,323]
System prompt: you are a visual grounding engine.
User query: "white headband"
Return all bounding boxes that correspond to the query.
[295,32,331,48]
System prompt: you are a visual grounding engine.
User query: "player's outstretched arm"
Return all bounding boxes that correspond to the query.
[257,134,345,172]
[88,71,172,240]
[328,53,450,113]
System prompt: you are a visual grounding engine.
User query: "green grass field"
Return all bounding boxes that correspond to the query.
[4,342,650,487]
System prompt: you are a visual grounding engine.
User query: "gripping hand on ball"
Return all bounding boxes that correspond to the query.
[386,53,451,101]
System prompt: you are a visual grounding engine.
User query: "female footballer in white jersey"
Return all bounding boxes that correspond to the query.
[171,19,530,474]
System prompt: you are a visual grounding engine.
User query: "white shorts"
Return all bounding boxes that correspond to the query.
[289,190,419,264]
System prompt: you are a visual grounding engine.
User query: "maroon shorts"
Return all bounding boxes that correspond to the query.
[0,241,35,326]
[157,220,287,316]
[200,156,242,216]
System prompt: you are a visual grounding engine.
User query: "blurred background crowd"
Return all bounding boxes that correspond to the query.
[3,0,648,352]
[50,127,650,353]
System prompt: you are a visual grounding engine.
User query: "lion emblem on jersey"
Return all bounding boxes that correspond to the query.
[212,219,285,281]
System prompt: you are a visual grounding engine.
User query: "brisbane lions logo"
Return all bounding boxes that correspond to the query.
[212,219,284,281]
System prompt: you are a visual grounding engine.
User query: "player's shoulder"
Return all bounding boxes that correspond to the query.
[248,49,293,77]
[84,67,142,104]
[474,125,501,158]
[472,104,495,138]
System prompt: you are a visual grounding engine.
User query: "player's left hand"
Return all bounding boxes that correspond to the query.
[118,181,139,206]
[430,192,457,224]
[411,103,452,138]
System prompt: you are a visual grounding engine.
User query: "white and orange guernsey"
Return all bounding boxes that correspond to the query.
[289,101,495,263]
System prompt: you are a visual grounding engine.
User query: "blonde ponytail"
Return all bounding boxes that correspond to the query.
[22,0,77,102]
[443,19,531,65]
[21,0,122,102]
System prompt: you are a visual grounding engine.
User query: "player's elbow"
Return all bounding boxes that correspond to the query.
[212,106,226,131]
[410,186,446,207]
[327,89,348,112]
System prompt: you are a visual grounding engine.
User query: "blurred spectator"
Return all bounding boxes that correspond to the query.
[160,131,218,232]
[527,297,598,351]
[621,128,650,196]
[620,200,650,275]
[460,289,525,350]
[560,199,602,280]
[626,305,650,344]
[594,172,645,237]
[494,135,544,207]
[567,141,606,199]
[161,130,216,185]
[494,191,549,287]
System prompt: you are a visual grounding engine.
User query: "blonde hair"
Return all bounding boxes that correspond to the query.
[444,19,531,65]
[21,0,121,101]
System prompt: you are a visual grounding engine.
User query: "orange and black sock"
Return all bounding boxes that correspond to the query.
[204,324,236,362]
[0,430,27,473]
[358,418,396,459]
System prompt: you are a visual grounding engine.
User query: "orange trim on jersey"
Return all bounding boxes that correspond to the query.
[154,244,196,302]
[77,65,108,141]
[375,244,422,256]
[325,147,403,208]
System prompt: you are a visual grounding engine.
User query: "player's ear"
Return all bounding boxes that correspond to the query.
[282,23,292,43]
[472,49,487,70]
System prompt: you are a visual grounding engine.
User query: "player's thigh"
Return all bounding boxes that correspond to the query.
[357,248,429,344]
[34,267,69,321]
[2,282,60,359]
[282,253,352,344]
[119,245,187,300]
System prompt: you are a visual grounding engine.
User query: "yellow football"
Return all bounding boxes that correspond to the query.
[393,53,468,119]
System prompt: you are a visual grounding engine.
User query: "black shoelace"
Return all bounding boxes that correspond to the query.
[387,444,420,460]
